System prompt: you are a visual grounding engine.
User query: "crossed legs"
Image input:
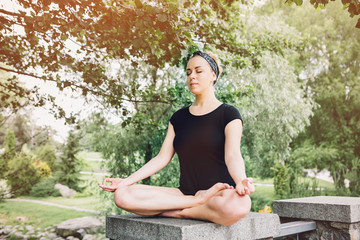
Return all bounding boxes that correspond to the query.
[113,183,251,226]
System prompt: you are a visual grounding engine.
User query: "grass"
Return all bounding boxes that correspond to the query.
[254,185,275,199]
[0,201,97,229]
[20,196,102,211]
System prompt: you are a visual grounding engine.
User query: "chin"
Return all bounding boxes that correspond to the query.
[189,89,201,95]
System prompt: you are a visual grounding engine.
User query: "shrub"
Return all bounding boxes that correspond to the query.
[0,179,12,200]
[29,178,60,197]
[272,163,290,199]
[33,159,52,178]
[33,144,57,171]
[7,152,41,197]
[250,192,273,212]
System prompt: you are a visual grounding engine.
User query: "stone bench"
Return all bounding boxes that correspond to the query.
[106,212,281,240]
[273,196,360,240]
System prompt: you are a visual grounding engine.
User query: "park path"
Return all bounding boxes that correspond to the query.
[5,199,101,214]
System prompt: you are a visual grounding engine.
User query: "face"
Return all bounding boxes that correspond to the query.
[186,56,216,95]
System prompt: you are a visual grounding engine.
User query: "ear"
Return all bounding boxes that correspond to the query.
[211,71,216,83]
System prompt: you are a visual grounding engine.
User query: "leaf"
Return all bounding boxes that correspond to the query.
[134,0,143,8]
[157,13,167,22]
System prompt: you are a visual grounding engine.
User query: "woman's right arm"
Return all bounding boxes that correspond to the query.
[99,122,176,191]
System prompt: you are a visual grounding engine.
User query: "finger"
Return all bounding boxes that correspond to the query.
[236,188,244,196]
[101,185,116,192]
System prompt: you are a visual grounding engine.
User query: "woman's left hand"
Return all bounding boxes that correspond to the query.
[235,178,255,196]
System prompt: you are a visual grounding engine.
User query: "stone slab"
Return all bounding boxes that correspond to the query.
[106,212,280,240]
[273,196,360,223]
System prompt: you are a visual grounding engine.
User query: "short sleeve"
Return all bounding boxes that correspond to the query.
[170,111,177,126]
[224,105,243,127]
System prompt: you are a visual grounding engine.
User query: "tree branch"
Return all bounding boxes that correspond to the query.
[0,66,171,105]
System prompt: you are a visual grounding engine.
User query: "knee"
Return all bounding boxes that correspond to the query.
[114,186,132,210]
[217,192,251,226]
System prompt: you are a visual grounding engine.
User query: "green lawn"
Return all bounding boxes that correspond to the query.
[254,185,275,199]
[0,201,97,229]
[20,196,102,211]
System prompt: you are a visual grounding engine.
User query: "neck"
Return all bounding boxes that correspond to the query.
[193,86,220,107]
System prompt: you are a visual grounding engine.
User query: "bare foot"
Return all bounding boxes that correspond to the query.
[195,183,228,205]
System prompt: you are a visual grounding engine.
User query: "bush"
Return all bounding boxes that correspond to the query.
[33,159,52,178]
[272,163,290,199]
[33,144,57,171]
[7,152,41,197]
[250,192,273,212]
[0,179,12,200]
[29,178,60,197]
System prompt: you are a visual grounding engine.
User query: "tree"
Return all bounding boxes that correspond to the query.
[0,64,32,132]
[0,129,16,179]
[286,0,360,28]
[0,0,304,124]
[262,0,360,194]
[225,51,314,178]
[56,131,82,191]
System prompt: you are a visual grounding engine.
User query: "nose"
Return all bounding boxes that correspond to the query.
[188,71,196,79]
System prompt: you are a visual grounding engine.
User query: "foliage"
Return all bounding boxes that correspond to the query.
[286,0,360,28]
[55,131,83,192]
[250,192,273,212]
[0,0,307,124]
[78,112,111,152]
[0,179,12,200]
[32,159,52,179]
[272,163,290,199]
[6,152,40,197]
[0,129,16,179]
[267,0,360,195]
[227,51,314,178]
[32,144,57,171]
[29,177,60,197]
[0,65,32,125]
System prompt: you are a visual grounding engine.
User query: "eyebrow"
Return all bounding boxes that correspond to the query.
[186,66,203,71]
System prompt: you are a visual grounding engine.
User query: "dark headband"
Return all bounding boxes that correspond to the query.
[192,51,219,79]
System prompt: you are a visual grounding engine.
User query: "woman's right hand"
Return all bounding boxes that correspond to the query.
[98,178,129,192]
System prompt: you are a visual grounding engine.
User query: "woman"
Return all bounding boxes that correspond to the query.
[99,51,255,226]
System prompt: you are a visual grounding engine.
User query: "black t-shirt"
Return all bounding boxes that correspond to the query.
[170,103,242,195]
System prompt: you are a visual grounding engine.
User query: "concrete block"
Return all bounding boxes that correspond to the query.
[106,212,280,240]
[273,196,360,223]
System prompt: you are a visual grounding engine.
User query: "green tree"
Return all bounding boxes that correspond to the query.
[0,129,16,179]
[286,0,360,28]
[56,131,82,191]
[6,151,40,196]
[0,64,32,125]
[0,0,305,124]
[278,1,359,194]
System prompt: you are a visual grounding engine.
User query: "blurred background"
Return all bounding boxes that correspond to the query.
[0,0,359,239]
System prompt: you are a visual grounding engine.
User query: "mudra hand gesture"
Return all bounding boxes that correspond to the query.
[236,178,255,196]
[98,178,129,192]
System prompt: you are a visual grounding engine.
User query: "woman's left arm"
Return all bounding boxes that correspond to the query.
[224,119,254,196]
